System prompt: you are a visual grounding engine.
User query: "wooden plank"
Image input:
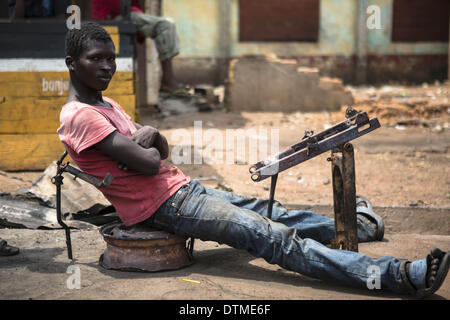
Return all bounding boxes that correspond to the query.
[103,26,120,54]
[0,95,136,134]
[0,34,65,57]
[0,22,135,58]
[0,71,133,82]
[0,79,134,97]
[0,21,136,35]
[0,87,136,170]
[0,1,9,19]
[0,133,67,171]
[0,21,68,35]
[0,59,133,72]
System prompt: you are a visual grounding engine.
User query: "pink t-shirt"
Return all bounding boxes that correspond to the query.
[57,96,190,226]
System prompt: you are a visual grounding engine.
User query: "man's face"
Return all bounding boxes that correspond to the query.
[71,39,117,92]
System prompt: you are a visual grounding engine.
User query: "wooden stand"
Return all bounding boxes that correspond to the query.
[329,143,358,252]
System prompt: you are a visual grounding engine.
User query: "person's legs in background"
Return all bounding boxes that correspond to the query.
[130,12,183,93]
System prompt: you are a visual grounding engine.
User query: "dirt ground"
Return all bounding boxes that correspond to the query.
[0,83,449,301]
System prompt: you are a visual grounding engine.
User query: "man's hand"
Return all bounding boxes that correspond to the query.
[96,131,161,176]
[117,126,159,171]
[131,126,159,149]
[116,125,169,171]
[132,124,169,160]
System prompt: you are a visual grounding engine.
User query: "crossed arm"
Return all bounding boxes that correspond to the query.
[95,122,169,176]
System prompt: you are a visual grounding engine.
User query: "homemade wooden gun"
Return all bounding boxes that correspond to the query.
[249,107,381,251]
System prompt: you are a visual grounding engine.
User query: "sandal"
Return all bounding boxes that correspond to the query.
[406,248,450,298]
[416,248,450,298]
[356,195,385,241]
[0,239,19,256]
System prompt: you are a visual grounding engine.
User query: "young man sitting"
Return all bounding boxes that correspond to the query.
[58,22,449,298]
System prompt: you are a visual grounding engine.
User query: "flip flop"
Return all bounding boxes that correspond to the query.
[415,248,450,298]
[356,195,385,241]
[0,239,19,256]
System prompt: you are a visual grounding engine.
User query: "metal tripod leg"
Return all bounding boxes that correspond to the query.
[329,143,359,252]
[54,174,73,260]
[266,174,278,220]
[52,151,73,260]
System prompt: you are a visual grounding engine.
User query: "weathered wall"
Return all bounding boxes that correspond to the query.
[364,0,448,83]
[165,0,356,57]
[163,0,448,85]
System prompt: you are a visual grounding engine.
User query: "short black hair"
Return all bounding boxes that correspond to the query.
[65,21,114,60]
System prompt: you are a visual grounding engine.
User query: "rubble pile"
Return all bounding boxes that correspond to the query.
[347,83,450,127]
[226,55,354,112]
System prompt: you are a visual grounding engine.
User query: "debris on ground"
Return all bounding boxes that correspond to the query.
[347,82,450,127]
[157,85,225,117]
[22,161,110,212]
[226,55,354,112]
[0,162,117,230]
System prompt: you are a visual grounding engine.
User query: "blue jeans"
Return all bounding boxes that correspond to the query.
[148,180,414,294]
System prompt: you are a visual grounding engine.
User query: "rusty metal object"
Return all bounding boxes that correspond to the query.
[328,143,358,252]
[52,150,115,260]
[99,222,194,272]
[61,162,113,188]
[250,108,379,252]
[266,174,278,219]
[249,107,380,182]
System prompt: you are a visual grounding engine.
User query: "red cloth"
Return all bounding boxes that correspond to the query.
[91,0,144,20]
[57,97,190,226]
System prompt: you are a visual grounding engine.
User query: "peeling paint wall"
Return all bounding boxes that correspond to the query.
[164,0,358,57]
[162,0,449,84]
[163,0,220,57]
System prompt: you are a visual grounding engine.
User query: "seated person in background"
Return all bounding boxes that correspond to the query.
[91,0,186,96]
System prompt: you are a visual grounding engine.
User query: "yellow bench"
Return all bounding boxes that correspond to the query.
[0,22,137,171]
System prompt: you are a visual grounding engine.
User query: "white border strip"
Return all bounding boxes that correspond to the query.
[0,58,133,72]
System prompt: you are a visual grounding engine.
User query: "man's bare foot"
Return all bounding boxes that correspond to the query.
[405,248,449,298]
[160,58,187,95]
[160,84,186,94]
[406,258,440,287]
[159,85,192,99]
